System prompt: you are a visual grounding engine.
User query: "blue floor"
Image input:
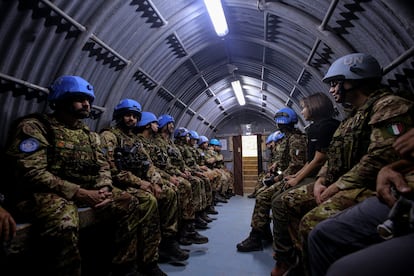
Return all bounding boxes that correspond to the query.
[159,195,275,276]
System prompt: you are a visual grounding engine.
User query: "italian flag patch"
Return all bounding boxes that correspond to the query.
[388,123,404,135]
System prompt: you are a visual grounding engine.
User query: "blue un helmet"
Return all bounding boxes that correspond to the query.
[273,130,285,142]
[209,138,221,147]
[198,135,209,146]
[274,107,298,125]
[322,53,382,83]
[174,127,189,138]
[188,130,200,140]
[158,114,175,129]
[49,75,95,106]
[265,132,275,144]
[113,98,142,120]
[137,111,158,127]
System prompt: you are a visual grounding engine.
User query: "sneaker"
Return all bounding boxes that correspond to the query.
[236,235,263,252]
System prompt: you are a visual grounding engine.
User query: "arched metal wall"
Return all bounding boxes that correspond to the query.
[0,0,413,146]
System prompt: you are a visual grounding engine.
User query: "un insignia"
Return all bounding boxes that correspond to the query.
[19,138,40,153]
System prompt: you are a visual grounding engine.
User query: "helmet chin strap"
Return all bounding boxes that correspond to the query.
[338,81,361,107]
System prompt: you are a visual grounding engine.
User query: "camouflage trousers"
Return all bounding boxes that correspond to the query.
[218,169,232,194]
[196,171,213,207]
[203,167,221,192]
[126,187,161,266]
[251,172,266,194]
[157,183,179,239]
[250,182,283,230]
[19,188,141,276]
[176,176,195,220]
[273,180,375,261]
[188,174,206,212]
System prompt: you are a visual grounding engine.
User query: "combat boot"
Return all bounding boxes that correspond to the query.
[186,222,209,244]
[138,262,167,276]
[178,222,194,245]
[200,211,214,222]
[159,237,189,262]
[206,205,218,215]
[110,262,138,276]
[236,229,263,252]
[261,224,273,243]
[187,230,209,244]
[194,214,209,229]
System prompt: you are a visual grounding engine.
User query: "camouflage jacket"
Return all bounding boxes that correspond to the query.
[203,146,219,169]
[272,128,307,177]
[175,139,200,170]
[153,134,186,176]
[136,133,173,180]
[100,126,161,189]
[6,113,112,201]
[325,88,414,190]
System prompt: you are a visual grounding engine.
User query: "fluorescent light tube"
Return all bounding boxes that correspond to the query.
[231,80,246,106]
[204,0,229,37]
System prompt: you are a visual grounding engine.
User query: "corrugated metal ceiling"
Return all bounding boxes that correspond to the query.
[0,0,413,145]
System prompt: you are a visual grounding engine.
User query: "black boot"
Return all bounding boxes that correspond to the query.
[138,262,167,276]
[200,211,214,222]
[195,213,209,229]
[110,262,137,276]
[178,222,194,246]
[159,237,190,262]
[261,224,273,243]
[247,191,257,198]
[236,229,263,252]
[206,205,218,215]
[186,222,208,244]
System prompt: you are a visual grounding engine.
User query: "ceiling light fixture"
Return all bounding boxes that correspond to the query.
[204,0,229,37]
[231,80,246,106]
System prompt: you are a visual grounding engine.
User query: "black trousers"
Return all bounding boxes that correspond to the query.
[308,196,414,276]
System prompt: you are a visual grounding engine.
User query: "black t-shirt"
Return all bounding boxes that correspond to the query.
[306,118,340,162]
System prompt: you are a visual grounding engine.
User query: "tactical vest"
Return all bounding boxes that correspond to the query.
[325,92,382,184]
[38,114,101,189]
[167,142,186,170]
[137,134,168,169]
[111,127,151,179]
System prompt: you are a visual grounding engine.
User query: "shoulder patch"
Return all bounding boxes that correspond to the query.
[19,138,40,153]
[387,123,405,136]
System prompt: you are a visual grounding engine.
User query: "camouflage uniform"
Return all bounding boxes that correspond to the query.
[5,114,141,276]
[175,138,208,211]
[153,133,195,221]
[202,146,224,194]
[237,127,306,252]
[251,128,306,231]
[212,147,234,195]
[272,89,413,265]
[135,132,179,240]
[153,133,209,244]
[100,126,162,266]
